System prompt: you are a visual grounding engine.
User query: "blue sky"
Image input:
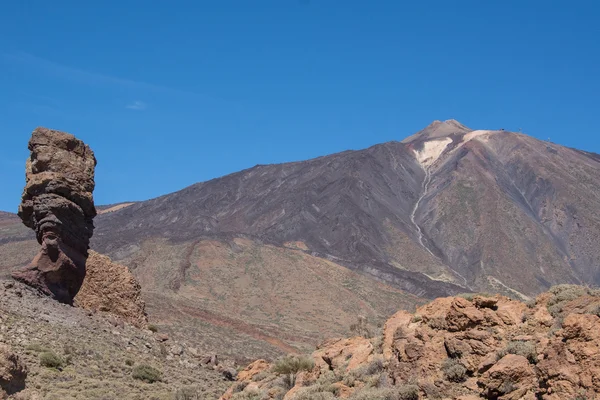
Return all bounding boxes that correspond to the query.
[1,1,599,212]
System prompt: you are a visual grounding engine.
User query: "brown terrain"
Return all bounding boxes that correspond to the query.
[1,120,600,363]
[223,285,600,400]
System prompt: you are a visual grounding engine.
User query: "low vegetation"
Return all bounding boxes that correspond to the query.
[272,355,315,375]
[39,351,64,369]
[497,340,538,364]
[442,358,467,383]
[131,364,163,383]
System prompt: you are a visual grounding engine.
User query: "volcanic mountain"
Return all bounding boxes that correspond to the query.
[2,120,599,359]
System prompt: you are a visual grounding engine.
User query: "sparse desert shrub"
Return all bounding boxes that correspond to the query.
[411,314,422,323]
[442,358,467,382]
[584,304,600,318]
[175,386,204,400]
[457,293,475,301]
[348,387,398,400]
[497,341,537,364]
[547,285,591,317]
[26,343,49,353]
[359,355,385,377]
[251,371,269,382]
[315,370,341,386]
[426,316,447,330]
[40,351,64,369]
[458,292,493,301]
[350,315,373,338]
[525,298,536,308]
[397,384,420,400]
[291,384,338,400]
[147,324,158,333]
[421,382,442,399]
[499,379,517,394]
[125,358,135,366]
[373,335,384,353]
[230,388,268,400]
[272,355,314,375]
[132,364,162,383]
[232,381,249,393]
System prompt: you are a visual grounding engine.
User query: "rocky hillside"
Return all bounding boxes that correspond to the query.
[0,278,232,400]
[2,120,600,360]
[223,285,600,400]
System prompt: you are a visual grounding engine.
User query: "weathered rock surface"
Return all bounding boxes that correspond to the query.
[12,127,97,304]
[0,344,27,397]
[222,285,600,399]
[74,251,147,328]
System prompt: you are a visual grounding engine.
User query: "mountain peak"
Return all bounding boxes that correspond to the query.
[402,119,472,143]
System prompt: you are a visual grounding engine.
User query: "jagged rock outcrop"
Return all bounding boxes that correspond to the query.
[74,251,147,328]
[12,127,97,304]
[0,344,27,397]
[222,285,600,399]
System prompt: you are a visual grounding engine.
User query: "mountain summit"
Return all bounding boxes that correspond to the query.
[402,119,472,143]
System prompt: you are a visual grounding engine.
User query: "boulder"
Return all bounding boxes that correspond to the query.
[478,354,537,399]
[74,251,147,328]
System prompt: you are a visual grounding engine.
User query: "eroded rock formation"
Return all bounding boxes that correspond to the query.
[222,285,600,400]
[75,251,148,328]
[12,127,96,304]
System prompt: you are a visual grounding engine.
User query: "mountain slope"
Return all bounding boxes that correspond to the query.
[93,120,600,297]
[2,120,599,359]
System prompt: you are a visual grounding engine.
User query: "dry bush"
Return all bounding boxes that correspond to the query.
[442,358,467,382]
[230,388,268,400]
[547,285,592,317]
[497,341,537,364]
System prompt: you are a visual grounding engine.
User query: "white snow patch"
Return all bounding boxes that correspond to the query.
[413,138,452,167]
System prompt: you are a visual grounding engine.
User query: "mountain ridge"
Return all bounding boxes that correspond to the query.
[1,120,599,359]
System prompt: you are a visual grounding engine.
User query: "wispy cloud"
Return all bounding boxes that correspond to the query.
[2,52,195,96]
[126,101,147,110]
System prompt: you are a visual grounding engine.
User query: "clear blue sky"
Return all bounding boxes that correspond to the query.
[1,1,599,212]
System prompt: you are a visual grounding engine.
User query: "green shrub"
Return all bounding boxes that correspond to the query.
[132,364,162,383]
[497,341,537,364]
[272,355,314,375]
[147,324,158,333]
[442,358,467,382]
[39,351,64,369]
[411,314,422,323]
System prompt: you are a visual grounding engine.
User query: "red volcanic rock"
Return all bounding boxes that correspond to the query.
[0,344,27,396]
[74,251,148,328]
[12,127,97,304]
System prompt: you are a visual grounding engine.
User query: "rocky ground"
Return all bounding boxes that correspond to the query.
[0,279,231,399]
[223,285,600,399]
